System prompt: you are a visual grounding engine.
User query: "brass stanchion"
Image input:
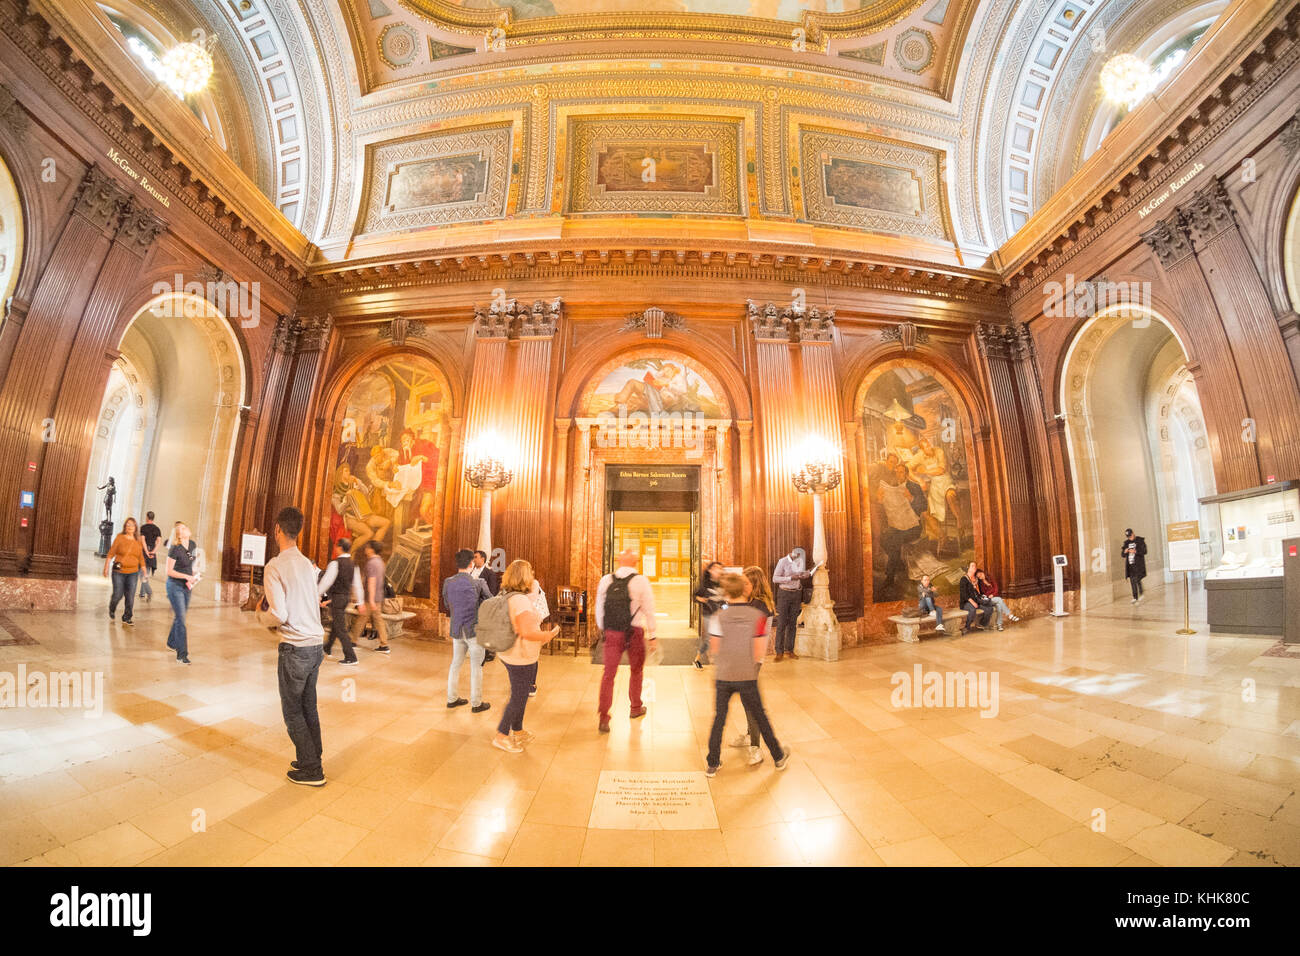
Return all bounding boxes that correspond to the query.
[1176,570,1196,635]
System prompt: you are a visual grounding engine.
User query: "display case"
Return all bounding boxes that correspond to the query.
[1199,481,1298,634]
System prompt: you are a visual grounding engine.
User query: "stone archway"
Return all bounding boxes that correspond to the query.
[1060,307,1216,609]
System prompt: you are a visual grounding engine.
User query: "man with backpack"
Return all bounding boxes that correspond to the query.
[593,548,657,734]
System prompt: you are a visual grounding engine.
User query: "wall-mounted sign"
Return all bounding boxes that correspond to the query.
[1167,520,1201,572]
[240,532,267,567]
[26,461,35,472]
[606,466,698,493]
[19,491,34,508]
[106,147,171,208]
[1137,162,1203,219]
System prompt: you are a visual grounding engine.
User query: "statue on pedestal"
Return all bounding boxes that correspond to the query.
[94,477,116,558]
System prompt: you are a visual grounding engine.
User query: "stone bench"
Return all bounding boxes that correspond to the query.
[343,608,417,640]
[887,613,943,644]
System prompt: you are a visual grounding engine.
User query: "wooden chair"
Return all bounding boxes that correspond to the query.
[549,585,585,656]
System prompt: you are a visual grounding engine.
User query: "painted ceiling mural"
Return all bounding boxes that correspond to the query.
[82,0,1229,254]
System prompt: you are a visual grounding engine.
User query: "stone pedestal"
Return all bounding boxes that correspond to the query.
[796,566,840,661]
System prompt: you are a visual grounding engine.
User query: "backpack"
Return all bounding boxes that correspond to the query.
[475,593,518,653]
[603,573,637,632]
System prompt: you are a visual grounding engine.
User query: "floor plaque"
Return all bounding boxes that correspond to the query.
[587,770,718,830]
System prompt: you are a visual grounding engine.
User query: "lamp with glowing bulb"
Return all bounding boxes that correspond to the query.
[463,434,513,555]
[790,436,842,661]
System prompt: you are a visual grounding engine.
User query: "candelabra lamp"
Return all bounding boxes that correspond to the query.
[464,452,513,555]
[792,441,842,661]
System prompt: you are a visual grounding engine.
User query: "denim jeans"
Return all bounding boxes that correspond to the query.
[138,574,153,600]
[110,570,138,621]
[774,588,801,654]
[598,628,645,720]
[987,597,1010,626]
[166,579,191,658]
[697,614,712,662]
[963,601,993,630]
[497,660,536,736]
[277,643,324,775]
[919,595,944,626]
[708,680,783,769]
[447,634,485,705]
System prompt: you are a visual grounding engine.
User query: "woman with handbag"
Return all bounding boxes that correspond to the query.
[103,517,144,625]
[493,560,559,754]
[165,522,200,663]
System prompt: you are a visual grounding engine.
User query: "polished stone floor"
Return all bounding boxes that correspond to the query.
[1,568,1297,867]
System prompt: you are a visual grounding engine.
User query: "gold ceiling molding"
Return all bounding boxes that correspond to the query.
[398,0,928,49]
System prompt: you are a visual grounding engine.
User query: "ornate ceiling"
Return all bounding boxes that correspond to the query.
[67,0,1235,269]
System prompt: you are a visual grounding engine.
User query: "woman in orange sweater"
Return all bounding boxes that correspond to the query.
[104,517,145,625]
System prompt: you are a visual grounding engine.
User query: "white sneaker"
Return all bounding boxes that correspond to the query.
[935,624,945,632]
[747,746,763,766]
[1131,598,1139,605]
[730,733,751,748]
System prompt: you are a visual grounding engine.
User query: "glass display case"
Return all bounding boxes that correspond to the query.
[1200,481,1299,579]
[1199,481,1297,634]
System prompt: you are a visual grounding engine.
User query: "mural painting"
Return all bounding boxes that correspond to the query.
[860,365,974,603]
[595,144,715,194]
[333,358,448,599]
[386,154,489,211]
[823,158,922,217]
[586,357,725,419]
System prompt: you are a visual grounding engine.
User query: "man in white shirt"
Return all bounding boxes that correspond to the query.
[257,506,328,787]
[317,537,364,665]
[594,549,658,734]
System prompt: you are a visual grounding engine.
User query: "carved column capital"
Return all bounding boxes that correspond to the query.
[115,198,166,253]
[1279,108,1300,152]
[0,83,29,135]
[295,314,333,352]
[271,314,298,354]
[473,302,511,338]
[1179,180,1236,248]
[73,165,129,237]
[1140,212,1195,269]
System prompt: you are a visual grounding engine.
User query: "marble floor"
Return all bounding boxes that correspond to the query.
[1,571,1297,867]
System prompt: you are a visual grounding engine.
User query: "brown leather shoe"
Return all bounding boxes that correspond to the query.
[787,650,800,660]
[774,653,784,662]
[629,706,647,719]
[598,716,610,733]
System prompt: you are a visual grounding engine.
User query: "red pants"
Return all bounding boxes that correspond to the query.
[598,627,645,719]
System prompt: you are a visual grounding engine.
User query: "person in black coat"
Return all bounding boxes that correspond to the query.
[472,549,501,596]
[1120,529,1148,603]
[958,562,993,632]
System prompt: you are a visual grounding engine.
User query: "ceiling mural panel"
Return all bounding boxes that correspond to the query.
[565,116,746,216]
[360,123,514,232]
[798,127,948,239]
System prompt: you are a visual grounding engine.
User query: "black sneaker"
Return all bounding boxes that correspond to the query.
[286,768,325,787]
[178,657,191,664]
[122,618,134,626]
[374,645,390,654]
[448,698,469,709]
[339,658,358,666]
[472,702,491,714]
[109,611,115,621]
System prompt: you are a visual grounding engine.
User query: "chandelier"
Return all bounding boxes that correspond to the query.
[791,437,842,494]
[1100,53,1154,109]
[159,42,214,97]
[464,437,513,492]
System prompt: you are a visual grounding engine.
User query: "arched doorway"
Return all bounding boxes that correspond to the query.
[852,358,984,609]
[80,293,246,601]
[0,153,22,327]
[1060,307,1217,610]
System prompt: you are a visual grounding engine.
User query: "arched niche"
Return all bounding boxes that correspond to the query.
[81,292,247,593]
[1059,305,1216,610]
[316,351,456,603]
[852,356,985,608]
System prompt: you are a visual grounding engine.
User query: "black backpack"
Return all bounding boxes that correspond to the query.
[603,573,637,632]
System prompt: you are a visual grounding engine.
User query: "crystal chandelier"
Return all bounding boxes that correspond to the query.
[159,42,214,97]
[1100,53,1155,109]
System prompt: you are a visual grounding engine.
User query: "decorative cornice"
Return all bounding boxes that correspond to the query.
[623,307,684,338]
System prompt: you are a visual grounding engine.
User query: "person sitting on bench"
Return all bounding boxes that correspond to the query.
[916,575,945,633]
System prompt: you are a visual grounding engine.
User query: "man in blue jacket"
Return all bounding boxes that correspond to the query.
[444,548,493,712]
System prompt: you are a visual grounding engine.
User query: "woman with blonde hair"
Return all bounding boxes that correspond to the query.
[729,565,777,764]
[103,516,144,625]
[165,521,199,664]
[493,559,558,753]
